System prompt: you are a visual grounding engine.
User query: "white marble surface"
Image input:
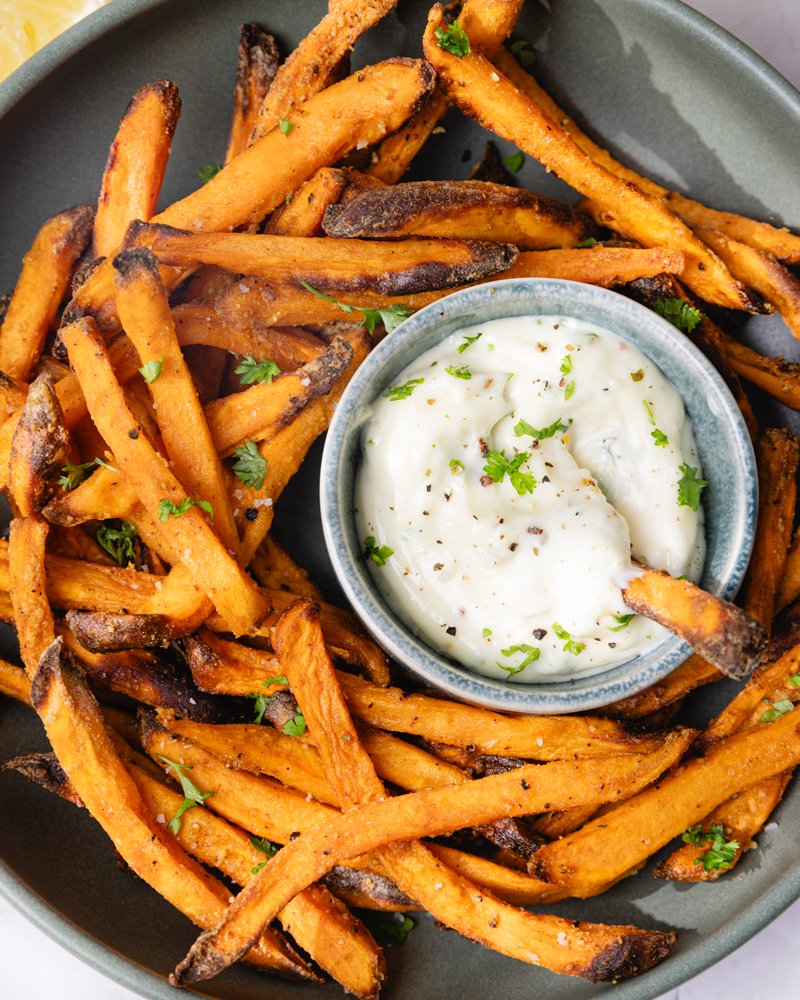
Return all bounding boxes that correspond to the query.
[2,0,800,998]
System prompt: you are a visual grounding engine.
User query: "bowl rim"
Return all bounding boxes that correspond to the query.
[320,277,757,714]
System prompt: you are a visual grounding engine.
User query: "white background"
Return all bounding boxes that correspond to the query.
[2,0,799,997]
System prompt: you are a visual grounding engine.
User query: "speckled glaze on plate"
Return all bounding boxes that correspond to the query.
[1,1,799,1000]
[320,278,757,714]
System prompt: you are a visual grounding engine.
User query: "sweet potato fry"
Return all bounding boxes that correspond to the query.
[739,428,799,631]
[61,317,268,634]
[528,705,800,896]
[226,25,280,162]
[323,179,590,249]
[9,374,69,518]
[265,167,349,237]
[652,771,792,882]
[621,569,766,679]
[142,223,518,296]
[93,81,181,258]
[43,464,138,526]
[778,527,800,612]
[70,58,437,331]
[667,192,800,264]
[248,535,324,600]
[601,654,722,719]
[28,640,316,981]
[203,335,353,456]
[171,600,683,987]
[8,518,54,675]
[0,206,94,381]
[0,658,31,704]
[423,7,750,311]
[113,248,239,554]
[721,338,800,411]
[506,245,685,285]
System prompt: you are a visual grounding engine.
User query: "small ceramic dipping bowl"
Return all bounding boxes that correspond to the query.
[320,278,757,714]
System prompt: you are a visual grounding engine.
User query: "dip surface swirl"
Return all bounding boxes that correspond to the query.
[355,315,706,680]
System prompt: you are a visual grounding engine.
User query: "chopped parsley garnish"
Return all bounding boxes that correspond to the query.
[278,118,294,136]
[576,237,597,248]
[449,458,464,472]
[95,520,138,567]
[445,364,471,380]
[510,38,535,68]
[457,332,482,354]
[503,150,525,173]
[250,691,270,725]
[564,380,575,401]
[58,456,119,491]
[435,19,471,57]
[282,712,307,737]
[654,298,703,334]
[482,449,536,496]
[681,823,740,872]
[249,836,280,874]
[156,754,213,834]
[384,377,423,401]
[642,399,669,447]
[513,416,568,440]
[498,643,540,676]
[559,354,575,399]
[552,622,585,656]
[482,627,493,638]
[300,280,413,335]
[139,357,163,383]
[198,163,220,184]
[630,369,644,382]
[677,463,707,512]
[759,699,794,724]
[609,613,635,632]
[364,535,393,566]
[232,441,268,489]
[158,497,214,521]
[235,355,281,385]
[789,674,800,687]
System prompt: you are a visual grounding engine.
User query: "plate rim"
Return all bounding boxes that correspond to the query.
[1,0,799,998]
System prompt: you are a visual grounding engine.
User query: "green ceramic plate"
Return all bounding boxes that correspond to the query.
[1,2,799,999]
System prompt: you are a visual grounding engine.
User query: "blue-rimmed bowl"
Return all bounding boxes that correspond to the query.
[321,278,757,714]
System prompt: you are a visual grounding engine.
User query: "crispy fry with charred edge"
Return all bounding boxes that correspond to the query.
[652,771,792,882]
[250,0,398,140]
[0,206,94,381]
[491,45,800,265]
[70,58,437,331]
[113,248,239,554]
[248,536,324,600]
[8,518,53,675]
[61,317,268,634]
[266,167,349,237]
[9,374,69,518]
[203,335,353,456]
[621,569,766,679]
[226,26,280,163]
[367,0,522,184]
[600,655,722,719]
[27,640,318,981]
[182,628,664,762]
[739,428,799,631]
[694,228,800,338]
[3,748,384,998]
[695,643,800,754]
[527,705,800,896]
[171,599,682,988]
[423,7,751,311]
[140,222,518,297]
[506,246,685,286]
[720,338,800,412]
[323,180,590,249]
[172,304,324,368]
[93,81,181,259]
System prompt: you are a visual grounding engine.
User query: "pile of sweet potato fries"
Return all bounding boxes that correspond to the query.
[1,1,800,995]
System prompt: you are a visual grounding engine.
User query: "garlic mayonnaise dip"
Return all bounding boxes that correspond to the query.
[354,315,706,680]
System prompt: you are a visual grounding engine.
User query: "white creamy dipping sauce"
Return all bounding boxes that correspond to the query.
[354,315,706,681]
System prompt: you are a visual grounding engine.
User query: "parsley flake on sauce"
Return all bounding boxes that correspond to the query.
[445,363,471,380]
[677,463,707,511]
[513,416,568,440]
[457,332,482,354]
[609,613,635,632]
[384,377,423,401]
[482,449,537,496]
[364,535,394,566]
[552,622,585,656]
[498,643,540,676]
[642,399,669,447]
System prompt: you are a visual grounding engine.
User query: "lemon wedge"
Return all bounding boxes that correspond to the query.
[0,0,108,82]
